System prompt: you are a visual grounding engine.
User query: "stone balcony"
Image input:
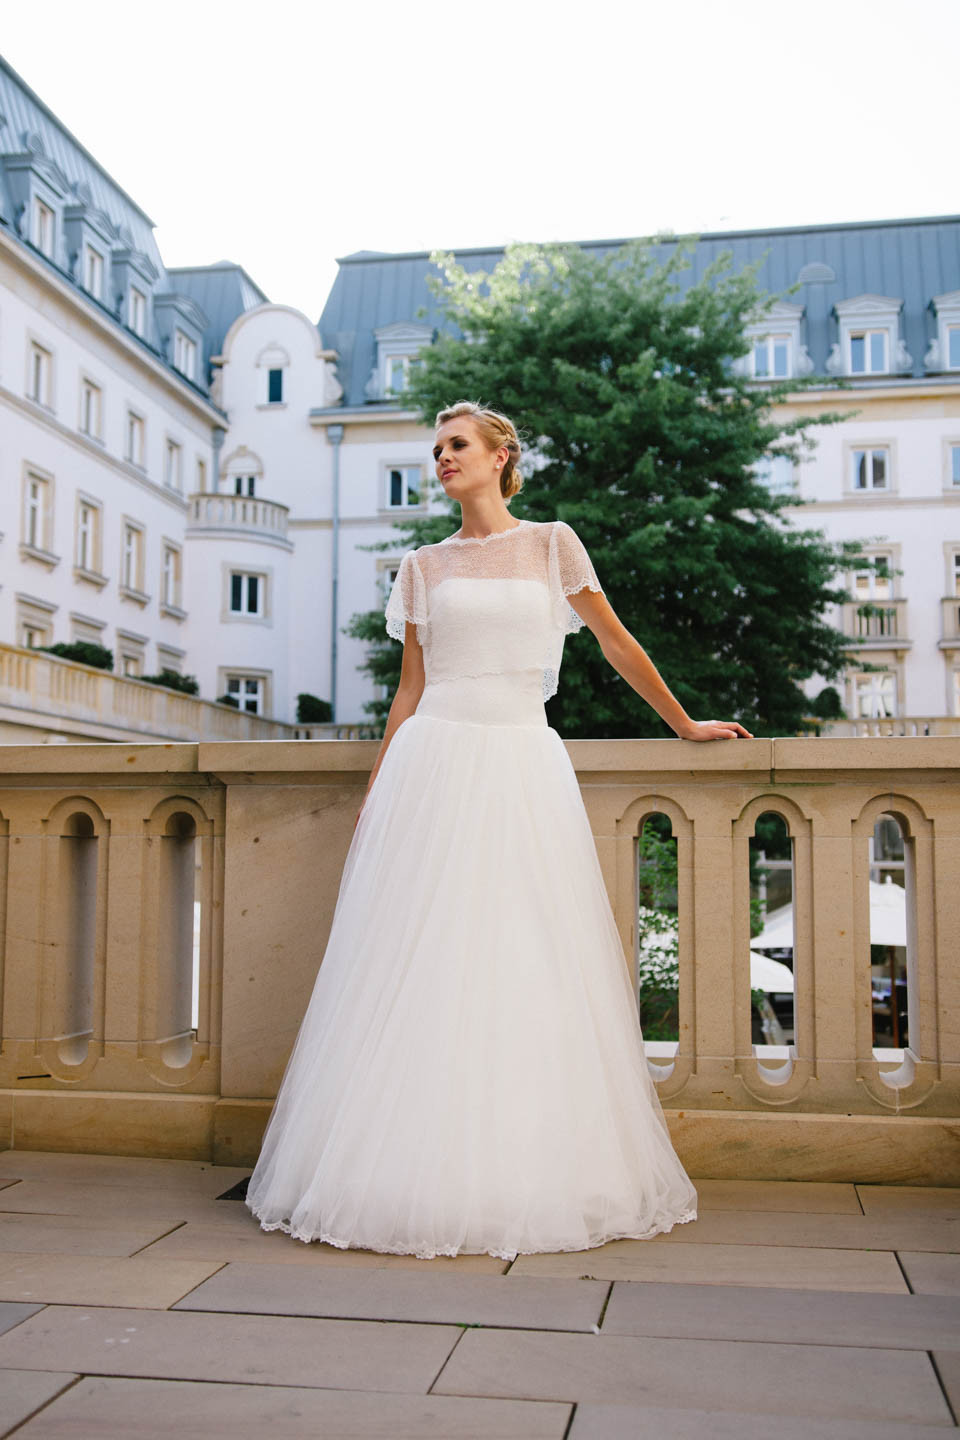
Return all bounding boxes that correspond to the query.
[186,491,292,548]
[0,735,956,1184]
[0,643,301,744]
[841,597,911,649]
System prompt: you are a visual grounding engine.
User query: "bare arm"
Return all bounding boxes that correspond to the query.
[356,621,426,825]
[567,588,752,741]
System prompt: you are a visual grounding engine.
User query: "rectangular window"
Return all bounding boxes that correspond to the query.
[76,500,100,572]
[226,675,263,714]
[951,445,960,487]
[850,329,887,375]
[268,368,283,402]
[233,474,256,497]
[753,334,791,379]
[164,438,182,490]
[387,465,422,507]
[161,544,181,607]
[854,671,896,719]
[29,342,51,406]
[174,329,197,381]
[121,652,142,678]
[755,455,794,495]
[121,522,144,592]
[953,553,960,600]
[196,457,207,492]
[852,448,888,490]
[33,198,54,256]
[23,472,49,550]
[129,287,146,337]
[22,623,48,649]
[230,571,262,615]
[854,554,892,602]
[80,378,101,437]
[126,411,145,467]
[949,326,960,370]
[84,245,103,299]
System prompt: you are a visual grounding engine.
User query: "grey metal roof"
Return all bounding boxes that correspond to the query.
[319,213,960,407]
[166,261,270,378]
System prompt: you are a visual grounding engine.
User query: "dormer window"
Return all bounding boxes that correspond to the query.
[129,287,146,337]
[828,295,912,378]
[174,329,196,381]
[366,322,433,402]
[925,291,960,373]
[84,245,103,300]
[850,329,886,375]
[733,301,812,381]
[33,198,54,257]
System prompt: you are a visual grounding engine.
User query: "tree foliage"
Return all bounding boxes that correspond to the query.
[346,236,873,737]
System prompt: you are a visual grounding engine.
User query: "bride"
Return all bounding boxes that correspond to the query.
[245,399,752,1260]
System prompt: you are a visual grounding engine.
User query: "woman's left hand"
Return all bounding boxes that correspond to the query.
[676,719,753,741]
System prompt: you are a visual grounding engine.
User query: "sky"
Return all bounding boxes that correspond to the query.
[3,0,958,324]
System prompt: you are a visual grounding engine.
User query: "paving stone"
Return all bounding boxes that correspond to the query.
[431,1328,951,1425]
[695,1179,861,1214]
[653,1209,960,1252]
[140,1220,508,1270]
[0,1151,250,1197]
[899,1252,960,1296]
[174,1260,608,1330]
[0,1212,184,1257]
[7,1376,571,1438]
[0,1369,79,1439]
[0,1179,240,1224]
[600,1279,960,1349]
[932,1350,960,1421]
[0,1300,45,1336]
[509,1240,908,1291]
[0,1304,461,1392]
[570,1402,959,1439]
[858,1185,960,1216]
[0,1254,223,1308]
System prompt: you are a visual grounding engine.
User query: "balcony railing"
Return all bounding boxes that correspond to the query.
[0,735,956,1181]
[187,492,291,545]
[823,715,960,737]
[0,643,300,743]
[841,598,910,646]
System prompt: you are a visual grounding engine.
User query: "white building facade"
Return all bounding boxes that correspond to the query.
[1,52,958,739]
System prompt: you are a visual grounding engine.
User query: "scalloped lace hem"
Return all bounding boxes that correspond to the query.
[245,1204,698,1260]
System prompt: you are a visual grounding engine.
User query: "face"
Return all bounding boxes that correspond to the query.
[433,416,508,501]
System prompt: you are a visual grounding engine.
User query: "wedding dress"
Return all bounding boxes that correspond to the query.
[245,516,697,1258]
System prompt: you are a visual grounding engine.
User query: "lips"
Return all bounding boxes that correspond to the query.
[442,470,457,479]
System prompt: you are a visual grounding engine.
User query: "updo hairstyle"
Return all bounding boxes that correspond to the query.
[434,400,524,501]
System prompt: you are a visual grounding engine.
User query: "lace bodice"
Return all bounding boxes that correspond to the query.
[384,518,603,701]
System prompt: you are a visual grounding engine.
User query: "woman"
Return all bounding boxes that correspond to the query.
[246,400,752,1260]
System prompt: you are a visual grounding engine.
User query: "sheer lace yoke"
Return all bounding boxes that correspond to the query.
[385,518,603,702]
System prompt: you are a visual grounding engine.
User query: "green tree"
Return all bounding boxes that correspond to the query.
[346,236,875,737]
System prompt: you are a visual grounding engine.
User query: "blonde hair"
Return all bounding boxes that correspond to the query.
[435,400,524,501]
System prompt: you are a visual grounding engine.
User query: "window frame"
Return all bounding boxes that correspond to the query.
[119,517,148,601]
[164,436,183,491]
[221,671,268,716]
[84,244,104,300]
[129,286,147,337]
[79,375,103,440]
[27,339,53,409]
[33,197,55,257]
[73,492,105,583]
[228,569,265,618]
[21,466,55,557]
[174,328,197,381]
[382,461,425,510]
[843,438,897,497]
[126,409,146,469]
[160,540,183,612]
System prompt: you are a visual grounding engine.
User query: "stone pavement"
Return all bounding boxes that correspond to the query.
[0,1150,957,1437]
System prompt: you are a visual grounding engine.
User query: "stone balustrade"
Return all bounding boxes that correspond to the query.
[0,735,956,1181]
[187,491,291,545]
[0,643,301,743]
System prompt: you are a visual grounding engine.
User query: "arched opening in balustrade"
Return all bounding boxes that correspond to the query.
[156,810,199,1068]
[636,813,681,1068]
[748,811,796,1073]
[869,811,912,1065]
[58,810,98,1066]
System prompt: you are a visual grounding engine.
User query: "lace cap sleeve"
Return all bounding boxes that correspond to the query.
[550,520,603,634]
[385,549,427,643]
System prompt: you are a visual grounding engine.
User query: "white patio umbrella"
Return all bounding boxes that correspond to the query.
[750,952,795,993]
[749,877,907,952]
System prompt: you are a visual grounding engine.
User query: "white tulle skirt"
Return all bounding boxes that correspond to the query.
[245,668,697,1259]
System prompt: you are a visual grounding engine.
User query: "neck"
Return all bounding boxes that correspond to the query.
[455,496,519,539]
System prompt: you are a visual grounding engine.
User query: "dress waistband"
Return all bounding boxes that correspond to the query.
[415,669,547,727]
